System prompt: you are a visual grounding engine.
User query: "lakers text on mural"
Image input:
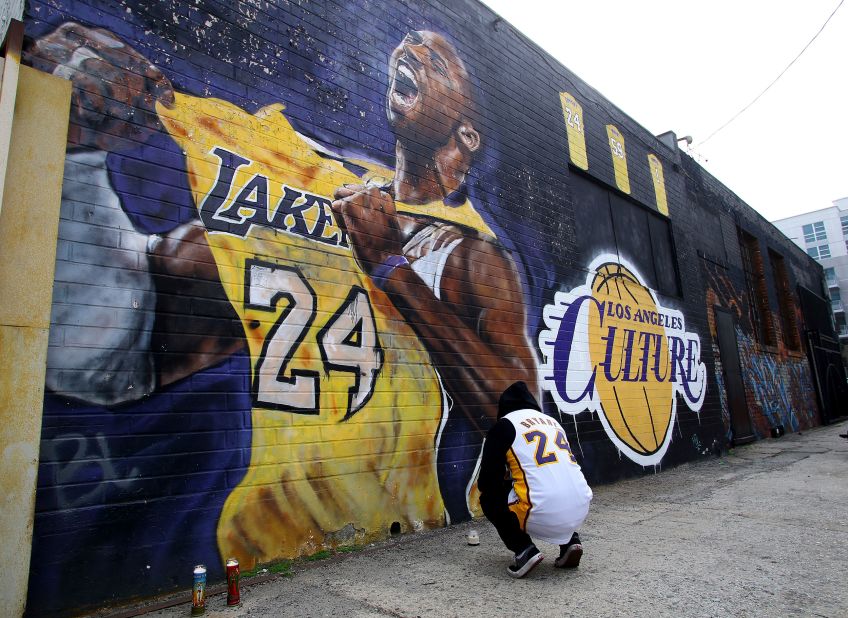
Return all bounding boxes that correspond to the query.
[539,256,706,464]
[200,147,348,247]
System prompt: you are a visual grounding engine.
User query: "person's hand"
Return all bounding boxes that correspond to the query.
[331,184,404,277]
[26,22,174,151]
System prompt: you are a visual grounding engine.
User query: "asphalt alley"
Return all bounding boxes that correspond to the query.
[114,421,848,618]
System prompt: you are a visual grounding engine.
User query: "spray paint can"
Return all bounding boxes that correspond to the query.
[191,564,207,615]
[226,558,241,606]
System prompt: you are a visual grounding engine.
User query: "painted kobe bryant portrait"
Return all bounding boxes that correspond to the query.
[24,5,543,609]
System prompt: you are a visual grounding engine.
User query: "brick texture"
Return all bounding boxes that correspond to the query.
[18,1,834,614]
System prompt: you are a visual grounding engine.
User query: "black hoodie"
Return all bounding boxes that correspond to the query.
[497,381,541,419]
[478,382,542,509]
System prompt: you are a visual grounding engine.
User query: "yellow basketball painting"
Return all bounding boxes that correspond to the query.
[588,263,674,456]
[539,254,706,466]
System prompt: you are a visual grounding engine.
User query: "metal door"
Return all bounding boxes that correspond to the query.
[714,307,755,444]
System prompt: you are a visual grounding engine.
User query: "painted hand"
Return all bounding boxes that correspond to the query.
[331,184,404,277]
[26,22,174,151]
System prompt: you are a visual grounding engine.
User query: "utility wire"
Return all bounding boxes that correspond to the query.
[698,0,844,147]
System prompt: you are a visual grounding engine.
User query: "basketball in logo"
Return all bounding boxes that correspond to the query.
[588,263,673,456]
[539,254,706,466]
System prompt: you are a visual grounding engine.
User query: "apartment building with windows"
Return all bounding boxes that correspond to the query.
[773,197,848,341]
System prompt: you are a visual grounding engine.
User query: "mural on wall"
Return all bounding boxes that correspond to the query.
[22,1,718,612]
[152,25,541,559]
[26,12,542,609]
[704,262,818,439]
[736,333,817,433]
[539,255,706,465]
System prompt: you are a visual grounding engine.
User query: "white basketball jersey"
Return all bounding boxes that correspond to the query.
[504,409,593,544]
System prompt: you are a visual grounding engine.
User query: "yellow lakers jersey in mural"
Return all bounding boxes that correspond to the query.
[158,93,496,567]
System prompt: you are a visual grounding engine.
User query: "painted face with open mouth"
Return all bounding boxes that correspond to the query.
[389,58,420,116]
[386,31,476,148]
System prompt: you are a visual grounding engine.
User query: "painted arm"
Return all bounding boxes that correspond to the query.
[148,222,246,387]
[30,24,243,395]
[332,185,537,431]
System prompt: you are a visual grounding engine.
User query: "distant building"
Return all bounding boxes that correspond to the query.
[773,197,848,342]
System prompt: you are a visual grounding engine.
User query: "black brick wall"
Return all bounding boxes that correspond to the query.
[20,0,829,613]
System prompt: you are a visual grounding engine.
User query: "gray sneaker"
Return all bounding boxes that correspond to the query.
[507,545,544,578]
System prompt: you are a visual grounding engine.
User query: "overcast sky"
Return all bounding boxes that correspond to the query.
[481,0,847,222]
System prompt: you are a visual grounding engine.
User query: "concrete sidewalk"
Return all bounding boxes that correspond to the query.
[142,422,848,618]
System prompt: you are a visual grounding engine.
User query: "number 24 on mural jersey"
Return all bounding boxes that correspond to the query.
[245,260,383,418]
[523,429,578,466]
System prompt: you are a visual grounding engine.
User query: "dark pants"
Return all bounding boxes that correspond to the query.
[480,492,533,554]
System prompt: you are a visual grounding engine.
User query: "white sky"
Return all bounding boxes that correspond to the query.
[481,0,848,222]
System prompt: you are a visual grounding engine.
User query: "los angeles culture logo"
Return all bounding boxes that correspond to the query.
[539,255,706,465]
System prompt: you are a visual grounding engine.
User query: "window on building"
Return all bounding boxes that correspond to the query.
[802,221,827,243]
[841,215,848,237]
[738,228,776,345]
[830,287,841,306]
[807,244,831,259]
[768,250,800,350]
[825,267,837,284]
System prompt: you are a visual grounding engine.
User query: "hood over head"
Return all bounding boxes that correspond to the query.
[498,381,541,418]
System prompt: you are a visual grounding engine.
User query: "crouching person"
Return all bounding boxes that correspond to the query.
[478,381,593,578]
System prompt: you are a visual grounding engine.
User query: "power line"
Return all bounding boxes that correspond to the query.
[698,0,844,147]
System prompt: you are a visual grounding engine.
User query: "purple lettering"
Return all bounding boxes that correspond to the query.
[200,147,252,236]
[601,326,622,382]
[310,196,338,244]
[669,335,686,383]
[269,186,310,236]
[637,331,653,382]
[686,338,699,383]
[621,329,640,382]
[652,333,669,382]
[553,295,601,404]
